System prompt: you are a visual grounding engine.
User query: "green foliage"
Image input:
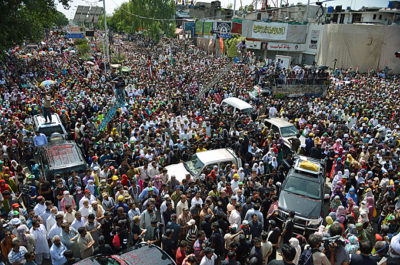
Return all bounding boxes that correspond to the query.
[0,0,71,54]
[105,0,176,42]
[77,44,90,56]
[54,11,69,27]
[74,39,88,46]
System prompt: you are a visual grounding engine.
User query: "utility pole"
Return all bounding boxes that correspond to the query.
[305,0,310,22]
[233,0,237,17]
[102,0,110,71]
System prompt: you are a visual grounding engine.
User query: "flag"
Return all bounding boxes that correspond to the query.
[219,37,224,54]
[148,57,152,80]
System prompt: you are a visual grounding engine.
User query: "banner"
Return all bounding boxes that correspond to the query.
[252,22,288,41]
[216,22,232,39]
[267,42,304,52]
[195,22,203,35]
[309,29,320,49]
[203,22,213,35]
[184,22,195,32]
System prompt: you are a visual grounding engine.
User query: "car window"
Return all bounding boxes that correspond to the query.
[184,155,205,176]
[205,163,218,173]
[280,126,299,138]
[272,125,280,134]
[219,161,232,172]
[39,125,64,137]
[283,177,321,200]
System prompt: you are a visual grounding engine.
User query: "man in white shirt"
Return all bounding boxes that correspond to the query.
[191,192,203,208]
[176,195,188,218]
[46,207,59,232]
[33,196,46,217]
[71,211,86,231]
[48,214,64,240]
[49,236,67,265]
[229,204,242,230]
[200,247,217,265]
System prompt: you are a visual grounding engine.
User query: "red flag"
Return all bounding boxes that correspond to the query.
[148,58,152,80]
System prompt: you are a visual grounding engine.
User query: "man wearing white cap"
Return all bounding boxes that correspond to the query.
[388,233,400,264]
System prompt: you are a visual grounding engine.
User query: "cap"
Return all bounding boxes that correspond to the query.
[242,220,249,225]
[10,218,21,226]
[12,203,20,208]
[112,175,119,181]
[118,195,124,201]
[84,189,90,193]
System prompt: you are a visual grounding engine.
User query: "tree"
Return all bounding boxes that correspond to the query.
[105,0,176,42]
[54,10,69,27]
[227,3,233,9]
[0,0,70,53]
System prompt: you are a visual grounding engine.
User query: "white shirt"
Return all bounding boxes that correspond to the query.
[71,218,86,231]
[200,253,217,265]
[34,203,46,217]
[48,224,63,241]
[46,215,56,232]
[30,224,50,254]
[228,209,241,230]
[176,200,188,218]
[191,197,203,208]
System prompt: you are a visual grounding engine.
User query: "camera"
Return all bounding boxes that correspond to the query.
[322,235,345,250]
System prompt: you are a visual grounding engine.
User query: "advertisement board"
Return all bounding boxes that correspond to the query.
[267,42,304,52]
[252,22,288,41]
[216,22,232,39]
[203,22,213,35]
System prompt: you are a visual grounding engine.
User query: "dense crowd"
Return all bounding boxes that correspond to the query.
[0,32,399,265]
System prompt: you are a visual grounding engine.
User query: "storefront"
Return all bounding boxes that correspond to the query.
[265,42,305,65]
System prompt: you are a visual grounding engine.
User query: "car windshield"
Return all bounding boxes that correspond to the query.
[281,126,299,137]
[183,155,204,176]
[283,177,321,200]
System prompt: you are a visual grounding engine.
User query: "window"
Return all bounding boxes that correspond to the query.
[373,14,376,20]
[379,14,382,20]
[340,14,345,24]
[352,13,362,23]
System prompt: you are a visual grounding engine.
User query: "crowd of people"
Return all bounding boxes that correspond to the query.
[0,31,399,265]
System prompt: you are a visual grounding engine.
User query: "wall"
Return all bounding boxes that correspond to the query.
[302,23,323,64]
[317,24,400,73]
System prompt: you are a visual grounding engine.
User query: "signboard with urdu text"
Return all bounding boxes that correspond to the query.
[252,22,288,41]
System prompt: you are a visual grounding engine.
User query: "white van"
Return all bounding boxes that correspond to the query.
[221,97,254,114]
[165,148,242,182]
[264,118,305,151]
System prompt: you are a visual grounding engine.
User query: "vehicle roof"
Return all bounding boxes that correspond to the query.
[293,155,322,175]
[34,114,62,127]
[195,148,236,164]
[221,97,253,110]
[42,141,86,170]
[265,118,294,127]
[118,243,175,265]
[287,170,322,183]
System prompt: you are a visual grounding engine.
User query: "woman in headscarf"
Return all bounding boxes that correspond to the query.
[346,187,358,205]
[289,237,301,265]
[325,216,334,232]
[346,197,355,214]
[352,206,360,221]
[345,235,359,255]
[336,206,346,224]
[358,211,369,224]
[331,195,342,212]
[356,222,368,242]
[366,196,375,220]
[331,182,346,205]
[238,167,245,182]
[270,157,278,170]
[258,162,265,176]
[345,224,358,237]
[331,171,343,192]
[252,163,259,176]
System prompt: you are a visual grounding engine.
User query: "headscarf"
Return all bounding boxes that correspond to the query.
[325,216,333,232]
[331,195,342,211]
[346,197,355,214]
[352,206,360,220]
[346,224,358,237]
[346,187,358,205]
[328,211,337,222]
[366,196,375,220]
[336,206,346,223]
[289,237,301,265]
[331,171,343,192]
[358,211,369,224]
[270,157,278,169]
[345,235,359,254]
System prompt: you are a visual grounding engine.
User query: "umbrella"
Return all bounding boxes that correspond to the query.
[40,80,56,87]
[121,66,133,72]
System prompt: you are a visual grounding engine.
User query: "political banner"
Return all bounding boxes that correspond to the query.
[251,22,288,41]
[203,22,213,35]
[184,22,195,32]
[195,22,203,35]
[216,21,232,39]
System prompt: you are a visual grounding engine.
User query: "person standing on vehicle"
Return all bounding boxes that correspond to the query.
[43,94,52,123]
[282,211,295,244]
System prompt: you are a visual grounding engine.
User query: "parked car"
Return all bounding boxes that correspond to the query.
[33,113,67,139]
[74,243,176,265]
[165,148,242,182]
[36,136,86,180]
[276,156,328,234]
